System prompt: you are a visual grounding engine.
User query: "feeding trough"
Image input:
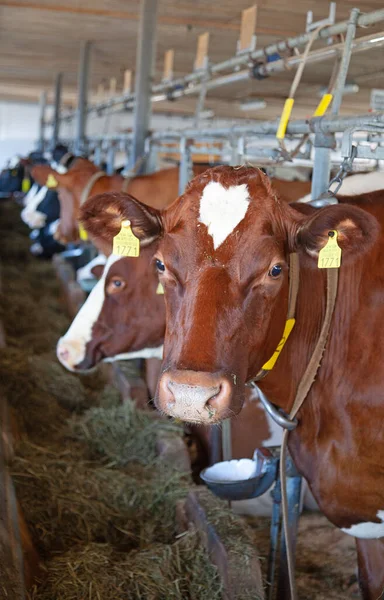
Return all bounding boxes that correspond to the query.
[200,446,279,502]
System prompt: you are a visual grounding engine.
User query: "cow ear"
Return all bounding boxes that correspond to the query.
[80,192,163,252]
[295,203,379,263]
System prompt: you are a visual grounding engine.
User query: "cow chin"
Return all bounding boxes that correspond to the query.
[155,368,244,424]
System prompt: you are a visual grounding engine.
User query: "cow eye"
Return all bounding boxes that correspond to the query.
[155,259,165,273]
[106,277,126,295]
[269,264,282,278]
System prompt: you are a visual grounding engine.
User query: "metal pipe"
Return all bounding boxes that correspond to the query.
[75,41,91,155]
[106,144,116,175]
[178,137,192,195]
[58,9,384,122]
[37,90,47,152]
[311,8,359,200]
[131,0,159,169]
[51,73,63,150]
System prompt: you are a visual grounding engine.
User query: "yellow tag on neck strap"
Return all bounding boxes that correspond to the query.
[318,230,341,269]
[46,174,58,188]
[113,220,140,258]
[261,318,296,371]
[156,282,164,295]
[78,223,88,241]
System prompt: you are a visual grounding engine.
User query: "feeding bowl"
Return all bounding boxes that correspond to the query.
[200,447,279,502]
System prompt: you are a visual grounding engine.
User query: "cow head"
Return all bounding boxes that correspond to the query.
[31,159,99,244]
[77,166,376,422]
[56,192,165,372]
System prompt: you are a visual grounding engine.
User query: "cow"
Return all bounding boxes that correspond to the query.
[31,160,212,246]
[83,165,384,599]
[56,190,322,516]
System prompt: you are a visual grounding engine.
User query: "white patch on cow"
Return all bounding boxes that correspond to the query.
[199,181,250,250]
[57,254,121,371]
[48,219,60,236]
[341,510,384,539]
[76,254,107,283]
[298,171,384,203]
[21,185,48,228]
[104,346,164,362]
[22,183,39,208]
[50,162,67,174]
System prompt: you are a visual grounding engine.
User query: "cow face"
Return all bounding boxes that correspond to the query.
[57,192,165,372]
[57,252,165,371]
[87,166,376,424]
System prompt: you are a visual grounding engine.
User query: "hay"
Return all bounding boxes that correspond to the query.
[0,201,239,600]
[29,534,222,600]
[71,402,183,465]
[13,437,192,554]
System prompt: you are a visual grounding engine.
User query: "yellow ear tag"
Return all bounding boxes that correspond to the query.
[112,220,140,258]
[46,174,58,188]
[78,223,88,241]
[21,177,31,193]
[156,282,164,295]
[318,230,341,269]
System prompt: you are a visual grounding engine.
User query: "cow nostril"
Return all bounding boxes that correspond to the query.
[58,348,69,362]
[206,380,231,414]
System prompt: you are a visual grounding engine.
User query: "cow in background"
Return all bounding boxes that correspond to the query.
[31,160,212,245]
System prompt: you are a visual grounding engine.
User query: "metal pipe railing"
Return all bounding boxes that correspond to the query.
[57,8,384,123]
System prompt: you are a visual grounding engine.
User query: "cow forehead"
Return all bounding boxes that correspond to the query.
[199,181,250,250]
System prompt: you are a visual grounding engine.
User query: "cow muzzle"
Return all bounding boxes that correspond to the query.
[56,337,89,372]
[156,369,236,424]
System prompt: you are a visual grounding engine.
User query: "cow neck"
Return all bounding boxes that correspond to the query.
[79,171,105,206]
[250,253,339,600]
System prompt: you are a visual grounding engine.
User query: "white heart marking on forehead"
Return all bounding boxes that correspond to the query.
[199,181,250,250]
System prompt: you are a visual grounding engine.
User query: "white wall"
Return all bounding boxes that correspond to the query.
[0,101,41,168]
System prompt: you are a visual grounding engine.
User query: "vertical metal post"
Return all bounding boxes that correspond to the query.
[94,142,103,167]
[277,457,303,600]
[221,420,232,461]
[75,41,91,156]
[51,73,63,150]
[179,137,192,195]
[131,0,159,170]
[106,144,116,175]
[311,8,359,200]
[145,137,157,173]
[37,91,47,153]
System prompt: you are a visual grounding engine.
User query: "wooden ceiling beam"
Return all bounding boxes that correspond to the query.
[0,1,297,35]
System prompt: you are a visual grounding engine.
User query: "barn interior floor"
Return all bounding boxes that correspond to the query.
[0,199,359,599]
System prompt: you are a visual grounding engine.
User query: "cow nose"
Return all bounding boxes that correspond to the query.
[56,338,86,372]
[157,369,233,424]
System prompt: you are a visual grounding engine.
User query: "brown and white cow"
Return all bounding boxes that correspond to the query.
[84,165,384,598]
[56,192,284,471]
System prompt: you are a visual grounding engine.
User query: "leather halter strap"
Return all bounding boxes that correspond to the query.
[79,171,105,206]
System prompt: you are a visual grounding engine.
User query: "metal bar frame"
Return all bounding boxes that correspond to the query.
[57,8,384,123]
[131,0,159,169]
[51,73,63,150]
[75,41,91,155]
[311,7,360,200]
[37,91,47,152]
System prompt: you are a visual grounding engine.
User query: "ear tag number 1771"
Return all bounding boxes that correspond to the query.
[113,220,140,257]
[318,230,341,269]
